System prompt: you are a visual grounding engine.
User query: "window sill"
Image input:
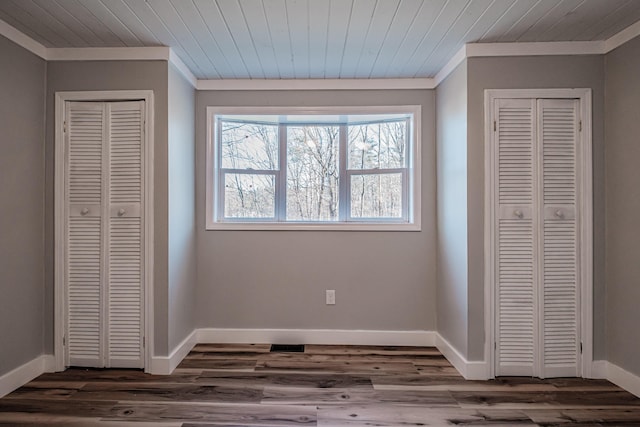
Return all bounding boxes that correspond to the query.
[205,222,421,231]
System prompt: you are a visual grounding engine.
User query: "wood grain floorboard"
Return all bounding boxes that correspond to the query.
[0,344,639,426]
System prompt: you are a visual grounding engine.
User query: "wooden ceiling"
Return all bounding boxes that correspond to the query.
[1,0,639,79]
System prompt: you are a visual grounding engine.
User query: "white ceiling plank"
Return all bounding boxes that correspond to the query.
[99,0,161,45]
[0,6,56,47]
[6,0,84,47]
[517,0,587,42]
[459,0,519,43]
[25,0,92,46]
[286,0,310,78]
[324,0,353,78]
[237,0,280,78]
[339,0,377,78]
[33,0,109,46]
[368,0,424,78]
[415,0,494,77]
[66,0,142,46]
[307,0,330,79]
[354,0,401,78]
[261,0,294,78]
[53,0,128,46]
[533,0,625,41]
[193,0,250,78]
[594,4,640,40]
[215,0,265,79]
[496,0,563,42]
[572,0,632,40]
[146,0,221,79]
[395,0,471,78]
[171,0,236,79]
[382,0,447,78]
[120,0,205,77]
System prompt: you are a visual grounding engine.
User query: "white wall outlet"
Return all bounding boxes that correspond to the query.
[326,289,336,305]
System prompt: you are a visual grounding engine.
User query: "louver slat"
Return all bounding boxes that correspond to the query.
[495,99,536,376]
[539,99,579,378]
[107,101,144,368]
[66,102,104,367]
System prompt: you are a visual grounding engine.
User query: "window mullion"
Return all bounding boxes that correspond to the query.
[339,124,348,222]
[277,123,287,221]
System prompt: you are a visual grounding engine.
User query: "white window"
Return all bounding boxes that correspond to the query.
[206,106,421,230]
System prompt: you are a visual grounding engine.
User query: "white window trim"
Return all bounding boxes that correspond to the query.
[205,105,421,231]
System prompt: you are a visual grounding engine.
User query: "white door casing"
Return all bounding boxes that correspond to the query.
[484,89,593,379]
[54,91,154,372]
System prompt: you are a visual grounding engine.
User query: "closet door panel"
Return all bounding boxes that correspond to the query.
[495,98,537,376]
[107,101,144,368]
[66,102,105,367]
[538,99,580,378]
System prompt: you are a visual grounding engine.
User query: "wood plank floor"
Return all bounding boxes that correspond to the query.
[1,344,639,426]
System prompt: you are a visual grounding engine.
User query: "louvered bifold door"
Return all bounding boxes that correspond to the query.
[106,101,144,368]
[65,102,105,367]
[537,99,580,378]
[494,98,537,377]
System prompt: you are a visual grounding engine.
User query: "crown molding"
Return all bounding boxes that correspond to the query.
[196,78,435,91]
[605,19,640,53]
[466,40,605,57]
[46,46,170,61]
[0,18,47,59]
[169,49,197,88]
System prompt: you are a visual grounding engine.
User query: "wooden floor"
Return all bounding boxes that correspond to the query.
[1,344,639,426]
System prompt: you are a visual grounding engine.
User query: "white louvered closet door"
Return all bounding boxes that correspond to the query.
[494,98,537,376]
[493,97,581,378]
[65,100,145,369]
[538,99,580,378]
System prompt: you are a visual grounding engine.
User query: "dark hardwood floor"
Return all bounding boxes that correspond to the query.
[1,344,639,426]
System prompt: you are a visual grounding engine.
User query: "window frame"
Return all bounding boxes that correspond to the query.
[206,105,421,231]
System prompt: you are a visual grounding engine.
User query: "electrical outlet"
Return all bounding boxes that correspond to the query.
[326,289,336,305]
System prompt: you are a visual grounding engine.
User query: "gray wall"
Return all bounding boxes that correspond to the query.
[167,64,197,352]
[45,61,171,355]
[0,36,46,376]
[466,55,606,361]
[195,90,437,333]
[435,61,469,356]
[604,35,640,376]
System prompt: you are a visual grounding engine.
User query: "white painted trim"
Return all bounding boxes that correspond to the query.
[483,89,593,379]
[607,362,640,398]
[169,50,197,88]
[205,105,421,231]
[0,355,55,398]
[435,334,489,380]
[0,18,47,59]
[54,91,154,373]
[604,19,640,53]
[591,360,608,379]
[47,46,170,61]
[466,41,604,58]
[197,328,435,347]
[434,45,467,86]
[197,78,436,91]
[149,330,197,375]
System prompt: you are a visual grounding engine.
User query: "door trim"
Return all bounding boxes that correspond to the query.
[54,90,154,372]
[483,88,593,379]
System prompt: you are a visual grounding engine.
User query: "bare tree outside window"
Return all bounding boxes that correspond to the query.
[214,113,414,225]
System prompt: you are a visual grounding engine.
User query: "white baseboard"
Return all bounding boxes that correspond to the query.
[590,360,608,379]
[606,361,640,398]
[0,355,55,398]
[149,330,197,375]
[435,333,489,380]
[196,328,435,347]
